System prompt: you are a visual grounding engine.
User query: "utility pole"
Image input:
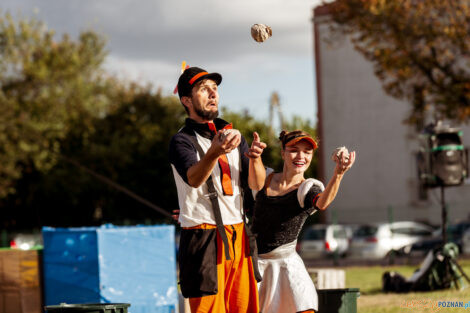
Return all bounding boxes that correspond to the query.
[269,91,285,135]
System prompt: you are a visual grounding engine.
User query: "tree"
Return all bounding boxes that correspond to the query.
[0,12,320,229]
[326,0,470,126]
[0,11,114,198]
[2,102,318,229]
[1,85,186,228]
[221,109,318,179]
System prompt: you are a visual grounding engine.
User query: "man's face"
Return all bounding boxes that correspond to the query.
[184,79,219,122]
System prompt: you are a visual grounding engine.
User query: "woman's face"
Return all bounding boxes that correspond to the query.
[282,140,314,173]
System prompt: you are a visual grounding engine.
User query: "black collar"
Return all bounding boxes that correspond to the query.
[184,118,231,139]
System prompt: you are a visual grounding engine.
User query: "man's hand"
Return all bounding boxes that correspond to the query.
[187,129,241,188]
[172,209,180,223]
[209,129,241,157]
[245,132,266,159]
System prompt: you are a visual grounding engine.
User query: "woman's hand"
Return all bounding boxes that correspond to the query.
[245,132,267,159]
[316,149,356,210]
[247,132,267,190]
[334,150,356,175]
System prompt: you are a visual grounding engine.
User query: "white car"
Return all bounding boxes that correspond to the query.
[10,233,43,250]
[349,221,434,259]
[299,224,349,259]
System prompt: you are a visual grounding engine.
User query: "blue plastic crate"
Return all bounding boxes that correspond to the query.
[42,225,177,313]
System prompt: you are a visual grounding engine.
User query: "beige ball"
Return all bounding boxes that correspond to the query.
[331,146,349,162]
[219,129,241,143]
[251,24,272,43]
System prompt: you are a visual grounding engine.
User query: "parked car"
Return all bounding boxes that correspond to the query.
[405,221,470,257]
[299,224,349,259]
[10,233,43,250]
[349,221,434,259]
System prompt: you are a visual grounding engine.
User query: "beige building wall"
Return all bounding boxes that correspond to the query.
[313,8,470,225]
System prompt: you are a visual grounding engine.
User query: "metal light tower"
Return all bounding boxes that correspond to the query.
[417,121,469,244]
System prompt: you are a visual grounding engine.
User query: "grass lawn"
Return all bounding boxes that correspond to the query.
[344,259,470,313]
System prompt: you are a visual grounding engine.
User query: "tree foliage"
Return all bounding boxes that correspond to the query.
[2,100,317,229]
[0,12,318,230]
[2,87,186,228]
[327,0,470,125]
[221,109,318,179]
[0,12,114,198]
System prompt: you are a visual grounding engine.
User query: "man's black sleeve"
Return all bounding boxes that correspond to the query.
[169,133,198,184]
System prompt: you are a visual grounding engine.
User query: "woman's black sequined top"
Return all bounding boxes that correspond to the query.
[251,182,322,254]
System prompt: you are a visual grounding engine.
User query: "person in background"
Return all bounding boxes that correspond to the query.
[251,130,356,313]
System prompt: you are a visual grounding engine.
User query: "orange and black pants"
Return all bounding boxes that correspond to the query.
[182,223,259,313]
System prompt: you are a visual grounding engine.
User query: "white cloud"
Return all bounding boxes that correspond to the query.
[2,0,321,124]
[104,56,177,91]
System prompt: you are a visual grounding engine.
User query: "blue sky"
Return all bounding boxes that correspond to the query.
[2,0,321,128]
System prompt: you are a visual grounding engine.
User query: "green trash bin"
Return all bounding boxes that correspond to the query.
[44,303,130,313]
[317,288,360,313]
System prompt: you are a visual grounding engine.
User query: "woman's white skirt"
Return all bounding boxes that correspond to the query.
[258,240,318,313]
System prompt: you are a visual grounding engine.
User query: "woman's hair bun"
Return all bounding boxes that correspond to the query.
[279,130,287,141]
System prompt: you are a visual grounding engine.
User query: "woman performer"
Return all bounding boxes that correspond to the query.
[251,130,356,313]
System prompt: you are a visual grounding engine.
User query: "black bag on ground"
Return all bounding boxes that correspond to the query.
[382,243,468,293]
[382,271,411,293]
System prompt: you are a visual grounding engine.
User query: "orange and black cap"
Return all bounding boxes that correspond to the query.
[176,67,222,98]
[280,130,318,150]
